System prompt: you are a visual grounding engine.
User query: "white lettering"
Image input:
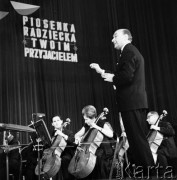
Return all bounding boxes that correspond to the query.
[23,26,28,36]
[50,20,55,30]
[43,19,48,29]
[63,23,68,32]
[70,24,75,33]
[31,38,37,47]
[23,16,28,25]
[50,40,55,49]
[70,34,76,42]
[24,48,29,57]
[36,18,41,27]
[39,39,48,49]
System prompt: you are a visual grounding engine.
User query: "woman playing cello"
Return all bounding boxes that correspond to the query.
[50,115,76,180]
[73,105,116,180]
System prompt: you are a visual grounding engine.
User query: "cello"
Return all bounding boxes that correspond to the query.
[109,112,130,179]
[35,119,70,179]
[147,110,167,163]
[68,108,109,179]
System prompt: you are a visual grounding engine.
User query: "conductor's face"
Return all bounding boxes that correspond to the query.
[112,30,127,50]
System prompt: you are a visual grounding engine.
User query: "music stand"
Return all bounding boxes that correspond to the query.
[29,119,52,180]
[0,124,35,180]
[29,119,52,147]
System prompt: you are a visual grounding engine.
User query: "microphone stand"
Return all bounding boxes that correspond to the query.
[31,113,44,180]
[36,138,42,180]
[31,114,41,180]
[6,151,9,180]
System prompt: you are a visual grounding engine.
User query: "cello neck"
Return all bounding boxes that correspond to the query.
[154,110,167,126]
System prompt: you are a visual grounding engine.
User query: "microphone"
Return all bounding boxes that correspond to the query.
[33,113,45,117]
[103,107,109,114]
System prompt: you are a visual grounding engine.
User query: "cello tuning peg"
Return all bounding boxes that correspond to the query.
[66,118,71,123]
[103,107,109,114]
[162,110,168,115]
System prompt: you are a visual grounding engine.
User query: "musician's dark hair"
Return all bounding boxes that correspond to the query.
[82,105,97,119]
[51,114,62,122]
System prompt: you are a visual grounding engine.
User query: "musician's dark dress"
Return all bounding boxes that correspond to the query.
[81,120,116,180]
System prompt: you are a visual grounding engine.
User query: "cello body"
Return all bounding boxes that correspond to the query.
[148,130,163,154]
[35,132,67,178]
[147,130,163,163]
[68,129,103,178]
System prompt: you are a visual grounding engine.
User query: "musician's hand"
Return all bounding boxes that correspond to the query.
[90,63,105,75]
[89,123,103,133]
[150,125,160,131]
[89,122,97,129]
[4,148,10,153]
[102,73,114,82]
[121,131,127,137]
[54,148,61,157]
[55,130,62,136]
[75,137,81,145]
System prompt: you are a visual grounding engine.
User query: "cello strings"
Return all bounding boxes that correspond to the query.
[29,140,118,148]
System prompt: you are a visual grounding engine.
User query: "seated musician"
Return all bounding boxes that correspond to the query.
[146,111,177,175]
[0,130,21,180]
[51,115,76,180]
[74,105,116,180]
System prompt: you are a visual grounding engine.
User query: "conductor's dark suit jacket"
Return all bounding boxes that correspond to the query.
[112,43,148,112]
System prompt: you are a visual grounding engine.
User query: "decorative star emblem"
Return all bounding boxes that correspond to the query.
[22,39,27,45]
[73,45,78,52]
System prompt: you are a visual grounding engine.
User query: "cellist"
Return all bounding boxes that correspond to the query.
[51,115,76,180]
[74,105,116,180]
[146,111,177,175]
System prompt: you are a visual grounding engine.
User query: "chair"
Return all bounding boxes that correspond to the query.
[109,136,125,180]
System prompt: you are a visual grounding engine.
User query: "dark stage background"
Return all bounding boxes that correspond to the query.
[0,0,177,147]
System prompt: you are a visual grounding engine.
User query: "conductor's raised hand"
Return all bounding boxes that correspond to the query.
[90,63,104,74]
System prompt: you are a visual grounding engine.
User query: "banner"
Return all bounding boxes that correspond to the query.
[23,16,78,62]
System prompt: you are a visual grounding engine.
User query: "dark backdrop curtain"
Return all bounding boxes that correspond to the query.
[0,0,177,144]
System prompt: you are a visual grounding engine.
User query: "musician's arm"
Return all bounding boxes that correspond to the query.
[150,125,160,131]
[158,122,175,136]
[63,129,75,143]
[151,122,175,136]
[55,130,68,140]
[91,122,113,138]
[74,127,85,144]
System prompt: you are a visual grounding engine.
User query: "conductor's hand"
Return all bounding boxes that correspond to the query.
[90,63,104,74]
[102,73,114,82]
